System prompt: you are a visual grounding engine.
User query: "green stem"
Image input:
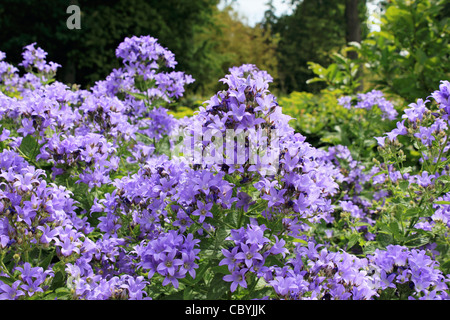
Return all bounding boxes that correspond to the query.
[0,253,13,278]
[432,132,449,176]
[237,207,245,229]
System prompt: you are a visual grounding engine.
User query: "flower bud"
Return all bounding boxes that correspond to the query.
[13,253,20,262]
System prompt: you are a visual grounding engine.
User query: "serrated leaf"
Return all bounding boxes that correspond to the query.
[377,232,393,247]
[389,221,401,237]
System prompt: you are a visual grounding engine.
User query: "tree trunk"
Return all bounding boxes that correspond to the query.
[345,0,363,91]
[345,0,361,60]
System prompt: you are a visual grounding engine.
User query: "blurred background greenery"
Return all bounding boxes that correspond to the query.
[0,0,448,119]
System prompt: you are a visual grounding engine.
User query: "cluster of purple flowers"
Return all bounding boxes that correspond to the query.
[368,245,449,299]
[174,64,339,231]
[0,43,60,94]
[262,240,449,300]
[0,37,198,300]
[0,149,90,251]
[376,80,450,148]
[96,35,194,104]
[323,145,382,240]
[133,230,200,289]
[265,240,379,300]
[0,51,20,94]
[19,43,60,77]
[0,149,93,299]
[0,263,54,299]
[338,89,398,120]
[219,220,288,292]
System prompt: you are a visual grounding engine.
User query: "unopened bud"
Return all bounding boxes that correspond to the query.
[13,253,20,262]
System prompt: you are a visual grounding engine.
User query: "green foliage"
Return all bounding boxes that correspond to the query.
[279,90,347,147]
[266,0,368,94]
[191,5,281,96]
[307,50,363,95]
[168,106,196,119]
[354,0,450,101]
[279,88,397,161]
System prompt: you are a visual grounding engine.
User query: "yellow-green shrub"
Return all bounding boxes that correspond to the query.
[279,90,349,146]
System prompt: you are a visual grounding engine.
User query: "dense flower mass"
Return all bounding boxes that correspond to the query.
[0,36,449,300]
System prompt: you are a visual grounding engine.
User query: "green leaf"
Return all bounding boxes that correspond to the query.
[404,234,430,248]
[224,211,239,228]
[211,265,229,275]
[191,261,210,285]
[405,207,420,218]
[389,221,401,237]
[39,250,55,270]
[50,272,66,291]
[377,232,393,247]
[292,238,308,245]
[306,77,326,85]
[54,287,72,299]
[19,134,40,160]
[183,286,193,300]
[372,170,388,178]
[434,200,450,205]
[326,64,339,81]
[347,233,360,250]
[207,273,230,299]
[125,91,148,101]
[399,180,409,192]
[0,276,15,285]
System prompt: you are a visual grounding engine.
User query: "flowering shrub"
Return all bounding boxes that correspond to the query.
[0,37,449,300]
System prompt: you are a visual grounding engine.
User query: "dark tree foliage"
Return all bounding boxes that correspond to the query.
[266,0,367,94]
[0,0,219,89]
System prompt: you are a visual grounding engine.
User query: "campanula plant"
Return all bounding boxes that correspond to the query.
[0,37,449,300]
